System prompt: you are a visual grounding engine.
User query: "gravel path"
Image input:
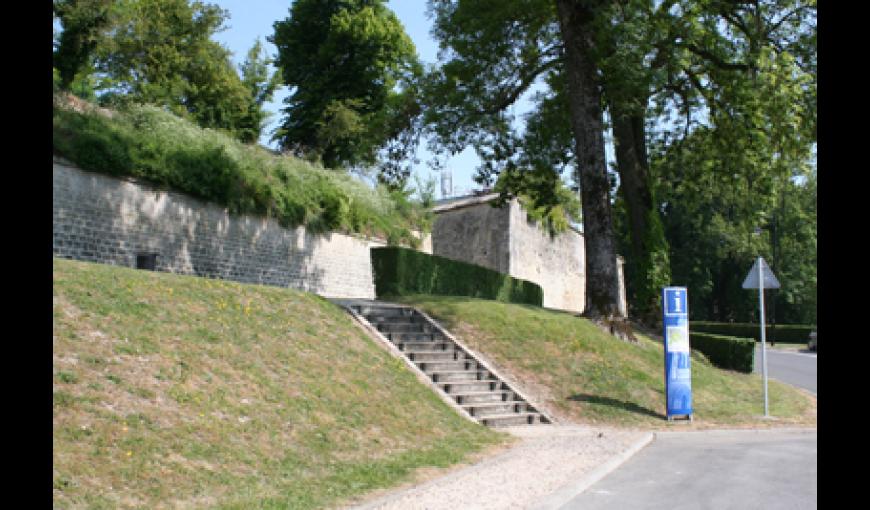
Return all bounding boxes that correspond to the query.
[348,425,652,510]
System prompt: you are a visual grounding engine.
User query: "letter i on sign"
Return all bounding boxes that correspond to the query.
[673,291,681,313]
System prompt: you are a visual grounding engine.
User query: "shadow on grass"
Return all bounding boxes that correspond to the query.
[568,393,666,420]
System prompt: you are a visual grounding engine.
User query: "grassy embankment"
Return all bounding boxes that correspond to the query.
[53,259,503,509]
[394,295,816,429]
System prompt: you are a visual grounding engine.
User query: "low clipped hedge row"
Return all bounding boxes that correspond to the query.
[691,321,815,344]
[690,332,756,373]
[371,247,544,306]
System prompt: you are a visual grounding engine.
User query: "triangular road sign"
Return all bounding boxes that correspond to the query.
[742,257,781,289]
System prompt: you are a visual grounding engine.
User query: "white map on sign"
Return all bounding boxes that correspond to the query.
[667,326,690,352]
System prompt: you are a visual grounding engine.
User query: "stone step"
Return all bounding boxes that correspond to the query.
[355,306,414,317]
[346,301,549,428]
[408,351,467,363]
[462,401,532,417]
[398,341,455,352]
[366,314,427,324]
[397,342,456,354]
[479,412,543,427]
[452,391,518,405]
[438,380,505,394]
[377,322,434,334]
[427,370,494,383]
[388,332,444,343]
[416,360,477,372]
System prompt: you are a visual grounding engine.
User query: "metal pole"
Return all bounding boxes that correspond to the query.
[758,257,769,417]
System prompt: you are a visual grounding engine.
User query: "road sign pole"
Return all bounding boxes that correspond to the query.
[758,258,769,417]
[743,256,778,418]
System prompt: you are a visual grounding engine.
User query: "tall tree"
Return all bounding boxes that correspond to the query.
[651,127,815,324]
[53,0,114,90]
[596,0,673,324]
[553,0,622,317]
[270,0,423,185]
[771,169,816,325]
[424,0,815,323]
[645,0,815,322]
[236,38,283,144]
[424,0,624,318]
[93,0,253,139]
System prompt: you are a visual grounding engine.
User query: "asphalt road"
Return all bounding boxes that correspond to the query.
[558,429,817,510]
[753,344,817,394]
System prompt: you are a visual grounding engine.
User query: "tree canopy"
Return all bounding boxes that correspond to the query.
[270,0,423,185]
[53,0,114,91]
[53,0,279,144]
[422,0,815,324]
[236,39,283,144]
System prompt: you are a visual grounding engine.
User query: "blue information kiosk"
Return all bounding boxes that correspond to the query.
[662,287,693,421]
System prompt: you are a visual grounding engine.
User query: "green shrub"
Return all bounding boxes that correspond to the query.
[52,100,428,244]
[371,247,543,306]
[689,332,755,373]
[691,322,815,344]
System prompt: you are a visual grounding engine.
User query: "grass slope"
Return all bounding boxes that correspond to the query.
[53,260,502,509]
[395,295,816,429]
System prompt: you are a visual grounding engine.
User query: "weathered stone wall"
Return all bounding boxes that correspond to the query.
[53,158,385,298]
[507,200,586,312]
[411,230,433,254]
[431,196,511,274]
[431,196,628,316]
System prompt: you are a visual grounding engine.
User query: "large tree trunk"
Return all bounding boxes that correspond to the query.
[612,110,651,260]
[554,0,621,318]
[611,105,670,324]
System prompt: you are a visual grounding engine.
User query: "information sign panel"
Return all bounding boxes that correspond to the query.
[662,287,692,419]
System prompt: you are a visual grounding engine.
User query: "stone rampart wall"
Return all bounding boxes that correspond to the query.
[431,199,511,274]
[431,197,628,315]
[507,200,586,312]
[53,158,384,298]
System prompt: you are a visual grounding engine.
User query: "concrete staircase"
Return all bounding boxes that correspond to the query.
[343,301,551,428]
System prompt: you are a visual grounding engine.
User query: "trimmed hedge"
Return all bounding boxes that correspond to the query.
[691,321,815,344]
[371,247,544,306]
[690,332,756,373]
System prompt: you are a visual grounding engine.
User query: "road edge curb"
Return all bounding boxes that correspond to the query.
[532,431,656,510]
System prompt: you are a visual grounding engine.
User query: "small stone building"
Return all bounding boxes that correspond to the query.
[431,193,627,316]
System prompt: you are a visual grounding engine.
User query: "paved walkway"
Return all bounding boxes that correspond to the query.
[559,428,817,510]
[347,425,652,510]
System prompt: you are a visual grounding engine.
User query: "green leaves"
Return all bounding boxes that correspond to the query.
[651,125,816,324]
[71,0,259,142]
[270,0,422,180]
[53,0,114,90]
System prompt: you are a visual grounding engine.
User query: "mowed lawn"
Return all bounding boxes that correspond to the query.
[53,259,504,509]
[393,295,816,429]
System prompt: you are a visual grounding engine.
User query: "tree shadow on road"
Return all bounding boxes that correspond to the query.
[568,393,666,420]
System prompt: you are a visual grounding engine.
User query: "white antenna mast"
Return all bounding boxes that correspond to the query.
[440,167,453,199]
